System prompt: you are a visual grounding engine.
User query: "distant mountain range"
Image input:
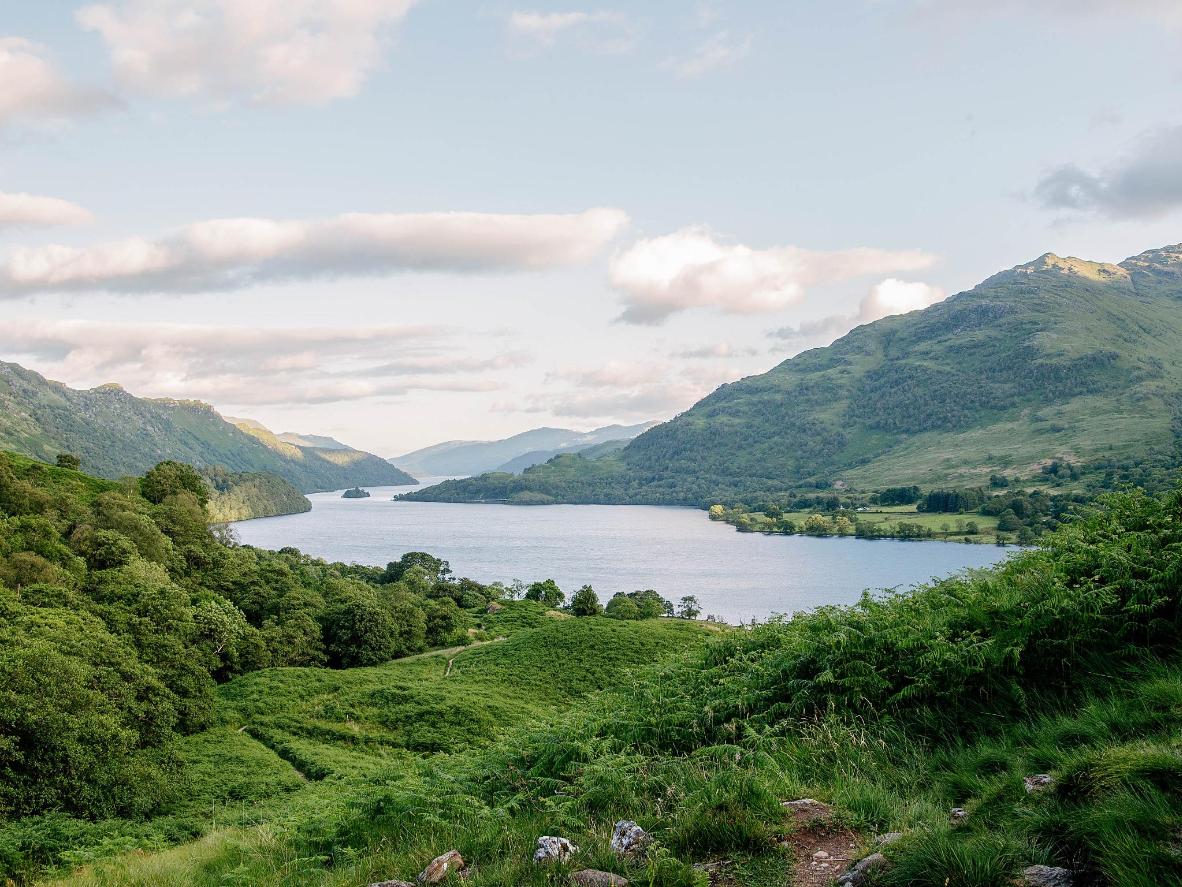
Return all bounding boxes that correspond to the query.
[0,361,416,493]
[392,422,659,477]
[403,243,1182,505]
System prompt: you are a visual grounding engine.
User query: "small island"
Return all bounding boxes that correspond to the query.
[341,486,371,499]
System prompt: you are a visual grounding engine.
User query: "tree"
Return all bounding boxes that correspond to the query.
[380,551,452,585]
[322,587,403,667]
[997,510,1023,532]
[525,578,564,608]
[677,595,701,620]
[803,514,834,535]
[569,585,602,616]
[604,593,640,620]
[140,461,209,507]
[424,597,465,646]
[55,454,81,470]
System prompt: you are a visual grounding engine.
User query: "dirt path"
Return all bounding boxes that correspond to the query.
[781,800,861,887]
[397,635,506,668]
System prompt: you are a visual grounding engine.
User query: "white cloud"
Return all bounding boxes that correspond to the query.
[609,226,936,324]
[770,278,946,345]
[508,10,635,52]
[0,37,117,127]
[0,192,94,229]
[1034,124,1182,219]
[663,29,751,78]
[859,278,946,322]
[77,0,417,106]
[0,318,523,407]
[0,207,630,297]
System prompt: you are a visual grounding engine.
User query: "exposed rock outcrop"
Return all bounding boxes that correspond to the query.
[533,835,578,864]
[836,852,890,887]
[1017,865,1074,887]
[610,820,650,857]
[573,870,629,886]
[417,850,464,884]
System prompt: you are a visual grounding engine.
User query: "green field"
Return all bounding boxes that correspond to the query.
[730,507,1004,543]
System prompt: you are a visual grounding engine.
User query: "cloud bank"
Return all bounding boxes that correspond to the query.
[77,0,417,106]
[0,192,94,229]
[1034,125,1182,219]
[0,37,118,127]
[609,226,936,324]
[0,207,630,296]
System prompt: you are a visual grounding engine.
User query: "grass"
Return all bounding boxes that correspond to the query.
[25,487,1182,886]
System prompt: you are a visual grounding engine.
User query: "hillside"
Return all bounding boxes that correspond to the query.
[0,449,713,883]
[24,481,1182,887]
[204,468,312,523]
[0,361,416,493]
[393,422,658,477]
[405,244,1182,506]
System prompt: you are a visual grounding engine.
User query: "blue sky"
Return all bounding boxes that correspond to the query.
[1,0,1180,455]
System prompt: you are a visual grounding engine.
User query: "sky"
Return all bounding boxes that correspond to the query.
[0,0,1180,457]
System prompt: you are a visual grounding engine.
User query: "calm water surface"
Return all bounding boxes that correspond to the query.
[232,480,1015,623]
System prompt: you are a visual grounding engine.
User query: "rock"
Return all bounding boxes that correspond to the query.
[875,832,904,846]
[418,850,464,884]
[610,820,650,857]
[836,852,890,887]
[573,870,630,887]
[1024,774,1054,793]
[813,850,830,859]
[1017,865,1074,887]
[782,798,833,823]
[950,807,969,825]
[533,835,578,864]
[369,882,416,887]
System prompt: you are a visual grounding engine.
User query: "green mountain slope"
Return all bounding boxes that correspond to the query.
[405,244,1182,505]
[0,361,416,493]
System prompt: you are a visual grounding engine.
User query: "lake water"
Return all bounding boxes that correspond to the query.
[231,480,1016,624]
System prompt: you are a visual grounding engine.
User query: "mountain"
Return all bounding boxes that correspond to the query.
[275,431,351,450]
[492,423,660,473]
[402,243,1182,505]
[393,422,658,477]
[0,361,417,492]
